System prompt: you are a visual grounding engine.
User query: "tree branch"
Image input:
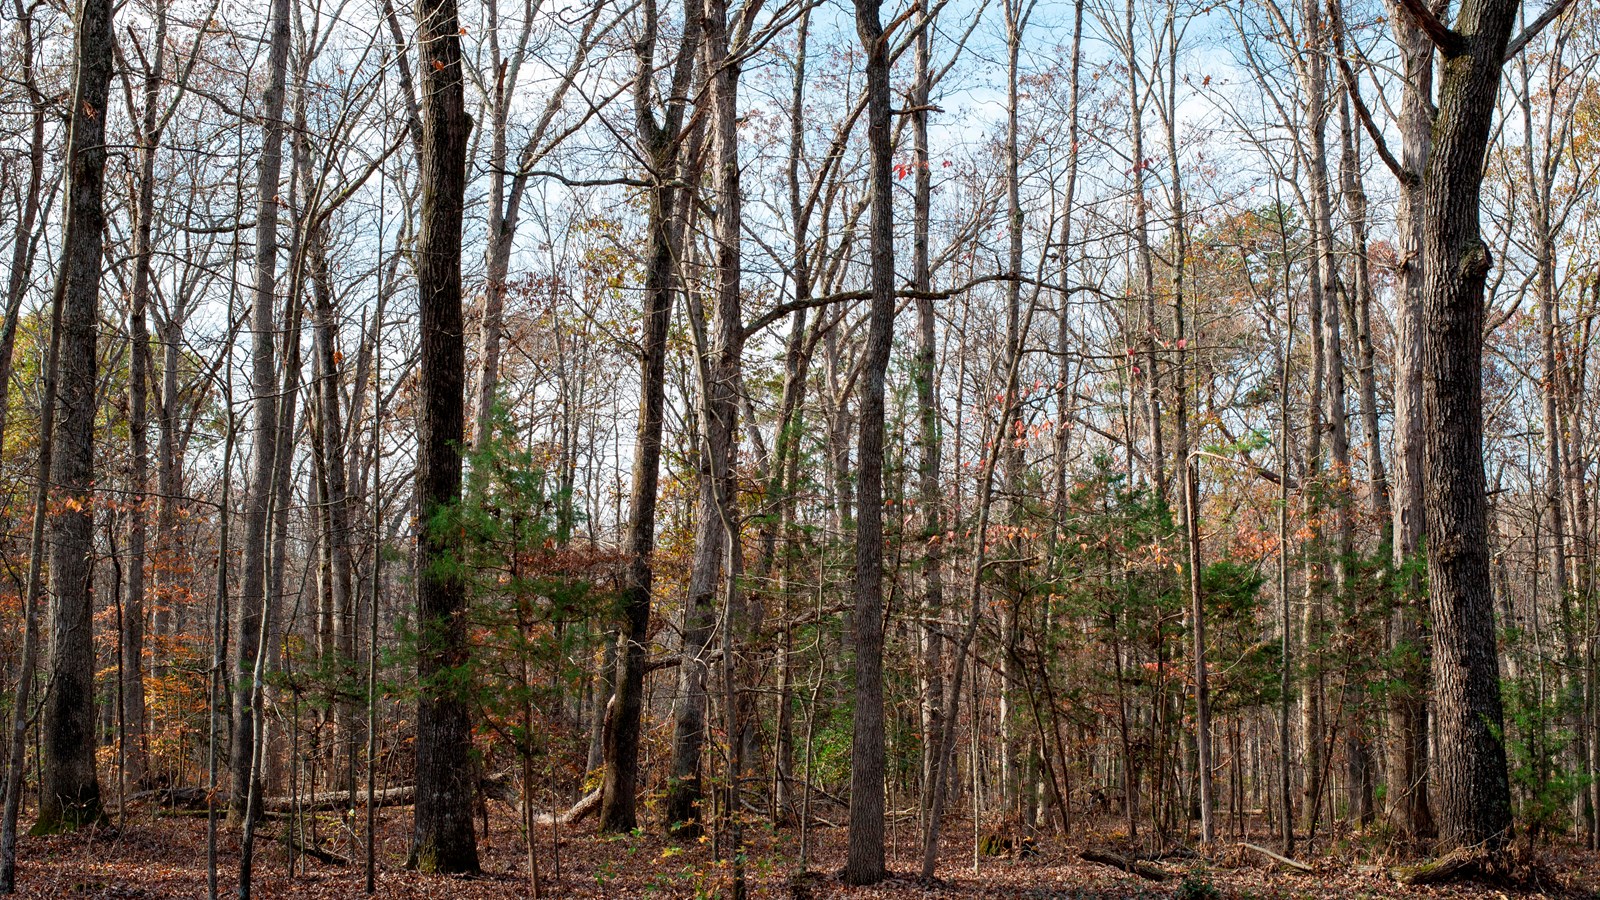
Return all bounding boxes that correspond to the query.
[523,169,650,189]
[1335,53,1415,187]
[1504,0,1575,61]
[1396,0,1465,56]
[742,272,1024,338]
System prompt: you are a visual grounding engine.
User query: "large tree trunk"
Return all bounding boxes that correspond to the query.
[601,0,698,833]
[997,0,1030,821]
[1294,0,1329,828]
[231,0,291,824]
[1336,70,1379,830]
[662,0,753,836]
[1417,0,1527,853]
[845,0,892,882]
[686,3,754,879]
[37,0,116,833]
[408,0,478,873]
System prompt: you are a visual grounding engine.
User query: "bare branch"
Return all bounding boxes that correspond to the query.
[1335,53,1415,187]
[1396,0,1465,55]
[1504,0,1575,61]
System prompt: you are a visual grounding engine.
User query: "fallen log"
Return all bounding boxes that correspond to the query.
[1238,841,1312,873]
[261,784,416,813]
[1390,847,1486,886]
[110,786,211,811]
[534,788,600,826]
[1080,849,1170,881]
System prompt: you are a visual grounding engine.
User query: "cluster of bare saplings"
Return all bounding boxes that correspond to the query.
[0,0,1593,894]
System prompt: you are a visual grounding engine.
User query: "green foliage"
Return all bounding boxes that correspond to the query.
[396,401,615,781]
[1173,870,1220,900]
[1201,560,1279,712]
[461,404,614,758]
[1502,673,1586,837]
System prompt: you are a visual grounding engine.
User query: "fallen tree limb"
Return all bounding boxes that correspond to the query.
[1390,847,1487,886]
[120,786,212,810]
[1239,841,1312,873]
[1080,849,1170,881]
[282,829,350,866]
[534,788,600,826]
[262,784,415,813]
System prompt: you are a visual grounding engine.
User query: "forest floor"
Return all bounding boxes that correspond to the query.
[11,801,1600,899]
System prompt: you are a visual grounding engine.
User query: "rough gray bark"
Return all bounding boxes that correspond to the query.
[308,227,357,795]
[1335,65,1379,828]
[845,0,892,881]
[1293,0,1329,826]
[997,0,1032,820]
[682,2,756,877]
[36,0,116,834]
[408,0,478,873]
[1412,0,1542,853]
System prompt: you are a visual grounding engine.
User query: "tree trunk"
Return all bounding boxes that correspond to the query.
[601,0,698,833]
[1417,0,1526,852]
[309,227,357,796]
[1159,3,1208,841]
[120,0,176,791]
[845,0,892,882]
[408,0,478,873]
[36,0,116,833]
[910,0,946,826]
[1126,0,1163,500]
[231,0,291,823]
[1385,0,1435,840]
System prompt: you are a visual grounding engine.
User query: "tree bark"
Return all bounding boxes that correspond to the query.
[36,0,116,833]
[120,0,176,792]
[1417,0,1525,852]
[1384,0,1435,839]
[845,0,892,882]
[408,0,478,873]
[910,0,945,828]
[231,0,291,823]
[602,0,699,833]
